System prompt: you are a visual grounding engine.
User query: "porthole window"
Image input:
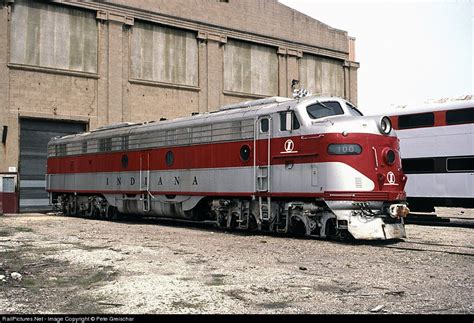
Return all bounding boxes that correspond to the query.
[121,154,129,169]
[240,145,251,162]
[165,151,174,166]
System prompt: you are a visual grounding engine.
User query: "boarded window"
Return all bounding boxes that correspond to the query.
[224,40,278,96]
[130,22,198,86]
[299,54,344,97]
[10,0,97,73]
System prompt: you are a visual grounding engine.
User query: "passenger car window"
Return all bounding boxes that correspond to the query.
[446,108,474,125]
[402,158,435,173]
[307,101,344,119]
[447,157,474,172]
[398,113,434,129]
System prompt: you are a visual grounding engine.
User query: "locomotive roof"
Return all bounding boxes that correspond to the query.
[49,95,351,144]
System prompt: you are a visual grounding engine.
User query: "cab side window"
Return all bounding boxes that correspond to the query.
[260,118,269,133]
[279,111,300,131]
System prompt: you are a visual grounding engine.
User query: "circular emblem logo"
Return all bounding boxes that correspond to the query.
[387,171,396,184]
[284,139,295,153]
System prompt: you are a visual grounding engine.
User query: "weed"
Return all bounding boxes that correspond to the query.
[171,300,204,310]
[15,227,33,233]
[260,301,291,309]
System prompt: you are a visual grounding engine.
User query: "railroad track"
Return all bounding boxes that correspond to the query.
[405,213,474,228]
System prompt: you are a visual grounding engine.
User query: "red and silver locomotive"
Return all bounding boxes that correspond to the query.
[46,96,410,240]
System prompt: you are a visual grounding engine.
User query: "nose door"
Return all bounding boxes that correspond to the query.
[139,153,150,212]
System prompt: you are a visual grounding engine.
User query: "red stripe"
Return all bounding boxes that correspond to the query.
[48,133,398,175]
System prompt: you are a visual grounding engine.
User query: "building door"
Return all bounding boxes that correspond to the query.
[19,119,86,213]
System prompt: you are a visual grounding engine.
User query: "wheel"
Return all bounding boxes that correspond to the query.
[70,199,78,216]
[324,218,353,241]
[60,196,68,215]
[64,203,71,216]
[247,214,258,231]
[105,205,119,221]
[85,199,99,219]
[289,216,306,237]
[65,197,77,216]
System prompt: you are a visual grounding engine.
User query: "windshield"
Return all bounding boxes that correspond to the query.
[346,102,364,117]
[306,101,344,119]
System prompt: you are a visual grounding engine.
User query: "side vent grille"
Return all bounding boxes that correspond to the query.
[355,177,363,189]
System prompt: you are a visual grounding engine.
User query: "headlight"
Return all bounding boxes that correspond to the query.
[380,116,392,135]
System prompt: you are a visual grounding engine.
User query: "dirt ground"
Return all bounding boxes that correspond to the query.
[0,207,472,314]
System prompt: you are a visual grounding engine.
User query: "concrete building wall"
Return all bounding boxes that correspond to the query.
[0,0,359,179]
[130,22,199,86]
[299,54,345,97]
[103,0,349,54]
[224,40,279,97]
